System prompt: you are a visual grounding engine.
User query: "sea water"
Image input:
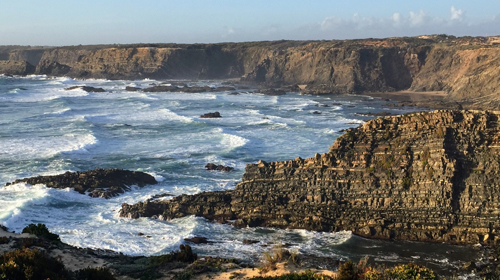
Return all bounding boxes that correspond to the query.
[0,75,481,275]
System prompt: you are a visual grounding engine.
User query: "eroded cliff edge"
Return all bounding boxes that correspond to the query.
[1,35,500,108]
[121,110,500,245]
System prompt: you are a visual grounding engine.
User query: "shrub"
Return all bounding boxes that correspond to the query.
[386,263,437,280]
[149,244,197,268]
[250,270,333,280]
[21,223,60,242]
[337,260,358,280]
[0,248,68,280]
[260,245,291,272]
[0,237,8,245]
[76,267,116,280]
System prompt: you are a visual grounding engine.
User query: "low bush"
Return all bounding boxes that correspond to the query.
[0,248,68,280]
[76,267,116,280]
[0,237,8,245]
[21,223,60,242]
[149,244,197,268]
[385,263,437,280]
[250,270,333,280]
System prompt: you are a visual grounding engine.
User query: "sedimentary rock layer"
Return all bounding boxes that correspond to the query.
[6,168,157,198]
[121,110,500,245]
[1,36,500,107]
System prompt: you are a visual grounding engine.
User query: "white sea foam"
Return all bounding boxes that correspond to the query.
[0,133,97,160]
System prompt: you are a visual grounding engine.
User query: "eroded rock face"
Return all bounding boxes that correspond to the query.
[2,36,500,109]
[0,60,35,76]
[6,168,158,198]
[121,110,500,245]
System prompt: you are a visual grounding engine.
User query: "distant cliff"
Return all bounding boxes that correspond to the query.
[1,35,500,107]
[121,110,500,245]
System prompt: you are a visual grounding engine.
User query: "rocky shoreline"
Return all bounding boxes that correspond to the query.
[120,110,500,246]
[2,35,500,110]
[5,168,157,198]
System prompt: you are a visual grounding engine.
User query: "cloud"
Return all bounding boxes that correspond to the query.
[450,6,464,21]
[409,10,427,26]
[311,7,499,40]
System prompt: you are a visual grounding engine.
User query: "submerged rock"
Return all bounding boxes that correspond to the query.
[200,112,221,118]
[65,86,106,93]
[121,110,500,245]
[184,237,211,244]
[205,163,233,172]
[125,86,141,91]
[6,168,157,199]
[259,89,286,96]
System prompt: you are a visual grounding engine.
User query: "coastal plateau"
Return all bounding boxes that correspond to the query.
[121,110,500,246]
[1,35,500,108]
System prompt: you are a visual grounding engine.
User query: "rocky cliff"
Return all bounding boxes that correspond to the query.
[1,36,500,108]
[121,110,500,245]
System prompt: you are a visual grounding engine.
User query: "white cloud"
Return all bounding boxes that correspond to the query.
[307,6,500,40]
[409,10,427,26]
[450,6,464,21]
[392,13,402,26]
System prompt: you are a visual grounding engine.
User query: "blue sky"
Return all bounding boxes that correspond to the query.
[1,0,499,45]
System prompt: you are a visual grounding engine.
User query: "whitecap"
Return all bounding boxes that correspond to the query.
[0,133,98,160]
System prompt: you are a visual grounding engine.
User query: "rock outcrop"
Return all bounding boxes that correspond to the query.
[6,168,157,198]
[121,110,500,245]
[200,112,221,118]
[0,60,35,76]
[205,163,234,172]
[1,36,500,109]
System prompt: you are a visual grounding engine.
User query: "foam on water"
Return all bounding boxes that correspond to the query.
[3,88,89,102]
[0,77,473,273]
[0,133,97,160]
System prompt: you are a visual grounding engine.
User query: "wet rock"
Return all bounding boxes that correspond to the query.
[184,237,211,244]
[200,112,221,118]
[125,86,141,91]
[355,111,394,117]
[205,163,234,172]
[65,86,106,93]
[312,111,322,115]
[6,168,157,199]
[215,86,236,91]
[121,110,500,246]
[259,89,286,96]
[142,85,178,92]
[463,261,476,271]
[242,239,259,245]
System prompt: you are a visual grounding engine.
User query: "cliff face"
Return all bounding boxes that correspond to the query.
[35,45,246,80]
[0,60,35,75]
[1,36,500,108]
[121,110,500,245]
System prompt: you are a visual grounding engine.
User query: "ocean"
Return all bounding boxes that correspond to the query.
[0,75,480,276]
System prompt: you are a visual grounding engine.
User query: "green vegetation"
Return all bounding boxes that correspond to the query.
[0,248,68,280]
[0,237,8,245]
[149,244,197,267]
[261,245,288,272]
[250,270,333,280]
[21,223,60,242]
[76,267,116,280]
[336,258,438,280]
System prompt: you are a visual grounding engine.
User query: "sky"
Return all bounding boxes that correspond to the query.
[0,0,499,46]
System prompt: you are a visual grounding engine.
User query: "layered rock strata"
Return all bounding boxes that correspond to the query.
[6,168,157,198]
[121,110,500,245]
[1,36,500,108]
